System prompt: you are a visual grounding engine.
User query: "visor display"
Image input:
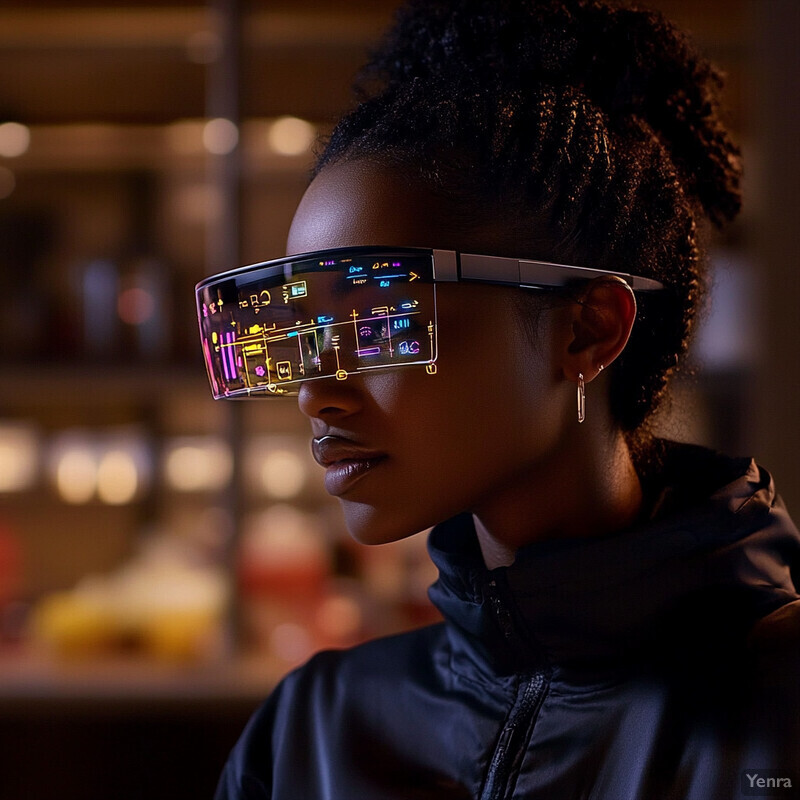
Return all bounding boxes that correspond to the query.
[196,248,438,398]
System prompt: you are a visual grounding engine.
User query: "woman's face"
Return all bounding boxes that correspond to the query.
[286,159,576,544]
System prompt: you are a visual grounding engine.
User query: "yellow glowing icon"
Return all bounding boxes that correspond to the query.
[276,361,293,381]
[426,363,437,375]
[335,370,347,381]
[409,271,420,281]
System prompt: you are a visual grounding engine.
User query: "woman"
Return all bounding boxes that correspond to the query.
[206,0,800,797]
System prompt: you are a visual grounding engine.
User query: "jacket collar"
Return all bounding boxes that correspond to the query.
[427,441,800,673]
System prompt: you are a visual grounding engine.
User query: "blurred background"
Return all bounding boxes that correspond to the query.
[0,0,797,797]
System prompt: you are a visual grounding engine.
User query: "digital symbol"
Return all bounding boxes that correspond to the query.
[399,301,418,310]
[348,265,364,274]
[221,331,237,381]
[255,365,266,377]
[398,340,420,355]
[409,271,420,281]
[359,347,381,357]
[359,326,373,338]
[372,306,389,316]
[393,318,410,331]
[283,281,307,302]
[380,280,390,287]
[317,315,334,324]
[335,369,348,381]
[276,361,293,381]
[426,363,437,375]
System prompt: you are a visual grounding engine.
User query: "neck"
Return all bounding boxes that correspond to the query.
[474,426,643,569]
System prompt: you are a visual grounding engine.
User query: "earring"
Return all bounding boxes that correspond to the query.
[577,373,585,424]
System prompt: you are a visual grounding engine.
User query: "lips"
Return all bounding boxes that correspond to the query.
[311,435,387,496]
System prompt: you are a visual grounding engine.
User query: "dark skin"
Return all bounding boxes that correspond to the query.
[287,159,642,568]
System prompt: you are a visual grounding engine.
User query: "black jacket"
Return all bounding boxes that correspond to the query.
[217,443,800,799]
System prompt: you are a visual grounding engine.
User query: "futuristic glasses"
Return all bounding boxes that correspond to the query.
[196,246,663,399]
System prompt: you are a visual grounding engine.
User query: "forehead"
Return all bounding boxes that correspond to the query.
[286,160,470,256]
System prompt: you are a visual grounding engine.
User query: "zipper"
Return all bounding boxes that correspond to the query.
[479,579,550,800]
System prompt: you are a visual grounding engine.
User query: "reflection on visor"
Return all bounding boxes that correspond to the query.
[196,249,439,398]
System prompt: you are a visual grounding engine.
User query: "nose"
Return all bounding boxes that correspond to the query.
[296,373,364,422]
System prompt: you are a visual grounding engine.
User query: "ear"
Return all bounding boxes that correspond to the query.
[563,276,637,383]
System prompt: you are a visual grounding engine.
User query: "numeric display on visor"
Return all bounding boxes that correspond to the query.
[196,248,439,398]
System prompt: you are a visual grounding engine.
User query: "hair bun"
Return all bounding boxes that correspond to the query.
[370,0,741,225]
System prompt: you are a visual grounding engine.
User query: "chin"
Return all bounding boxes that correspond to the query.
[340,499,436,546]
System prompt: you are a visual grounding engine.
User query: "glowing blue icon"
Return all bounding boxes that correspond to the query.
[380,280,390,287]
[398,340,420,355]
[392,318,410,331]
[349,265,364,274]
[317,315,334,324]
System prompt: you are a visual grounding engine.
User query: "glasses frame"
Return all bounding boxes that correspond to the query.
[196,246,664,399]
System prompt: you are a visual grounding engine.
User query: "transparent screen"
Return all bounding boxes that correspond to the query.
[197,250,439,398]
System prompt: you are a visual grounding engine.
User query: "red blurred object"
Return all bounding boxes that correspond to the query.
[0,522,21,605]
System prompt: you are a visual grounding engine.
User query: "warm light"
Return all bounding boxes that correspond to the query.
[55,447,97,504]
[164,437,233,492]
[0,122,31,158]
[96,450,139,505]
[266,116,316,157]
[260,448,306,499]
[270,622,314,664]
[0,423,39,493]
[315,594,362,641]
[203,118,239,155]
[0,166,15,199]
[166,120,206,156]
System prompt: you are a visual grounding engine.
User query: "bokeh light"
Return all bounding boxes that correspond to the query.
[202,117,239,155]
[0,122,31,158]
[266,116,316,157]
[164,437,233,492]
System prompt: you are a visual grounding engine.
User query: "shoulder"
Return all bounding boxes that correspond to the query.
[215,623,449,799]
[228,626,447,750]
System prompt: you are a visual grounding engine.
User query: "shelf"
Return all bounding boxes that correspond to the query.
[0,362,209,405]
[0,647,280,704]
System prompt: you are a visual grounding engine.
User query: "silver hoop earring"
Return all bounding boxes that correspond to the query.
[577,373,586,424]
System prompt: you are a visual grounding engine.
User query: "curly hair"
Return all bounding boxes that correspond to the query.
[314,0,742,454]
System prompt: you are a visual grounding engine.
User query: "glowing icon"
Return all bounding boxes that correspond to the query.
[276,361,293,381]
[359,326,373,338]
[398,340,420,355]
[380,280,390,288]
[317,314,334,324]
[335,369,348,381]
[399,300,418,310]
[393,318,410,331]
[283,281,307,302]
[409,272,420,281]
[255,365,266,377]
[426,363,437,375]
